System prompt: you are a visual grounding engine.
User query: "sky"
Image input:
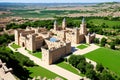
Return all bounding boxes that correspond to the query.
[0,0,120,3]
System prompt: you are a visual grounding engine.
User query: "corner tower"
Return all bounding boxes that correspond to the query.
[80,18,87,35]
[62,18,66,30]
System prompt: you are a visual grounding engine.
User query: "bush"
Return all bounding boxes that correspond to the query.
[94,38,100,44]
[110,42,115,50]
[100,38,107,47]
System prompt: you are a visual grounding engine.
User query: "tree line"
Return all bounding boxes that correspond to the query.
[68,55,120,80]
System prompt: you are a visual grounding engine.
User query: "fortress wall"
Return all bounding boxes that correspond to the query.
[65,42,71,54]
[14,29,24,45]
[79,34,85,43]
[22,30,35,35]
[41,47,51,64]
[41,42,71,64]
[19,36,26,47]
[26,38,32,50]
[66,33,73,42]
[35,39,44,50]
[49,45,66,64]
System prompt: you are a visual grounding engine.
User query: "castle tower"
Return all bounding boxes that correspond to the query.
[85,33,91,44]
[29,34,36,51]
[74,27,80,44]
[80,18,87,35]
[62,18,66,30]
[14,30,19,45]
[54,20,58,30]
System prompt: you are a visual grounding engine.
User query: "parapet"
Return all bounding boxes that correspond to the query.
[0,59,13,73]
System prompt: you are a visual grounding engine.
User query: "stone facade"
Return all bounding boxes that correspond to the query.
[51,18,95,44]
[15,18,95,64]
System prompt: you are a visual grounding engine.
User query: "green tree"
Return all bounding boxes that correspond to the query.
[114,38,120,45]
[96,63,104,72]
[86,63,94,70]
[77,62,86,74]
[101,69,114,80]
[68,55,78,67]
[68,55,86,67]
[100,37,107,47]
[86,69,97,80]
[110,42,115,50]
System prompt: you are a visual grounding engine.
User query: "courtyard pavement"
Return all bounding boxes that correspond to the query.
[72,44,100,55]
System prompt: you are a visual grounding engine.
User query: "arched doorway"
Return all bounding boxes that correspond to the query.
[22,42,25,47]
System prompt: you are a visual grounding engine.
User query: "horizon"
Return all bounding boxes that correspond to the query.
[0,0,120,3]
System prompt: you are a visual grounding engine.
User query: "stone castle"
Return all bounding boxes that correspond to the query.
[15,18,95,64]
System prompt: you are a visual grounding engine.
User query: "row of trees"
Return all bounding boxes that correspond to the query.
[0,33,14,46]
[68,55,120,80]
[94,37,119,50]
[6,16,120,37]
[6,20,53,30]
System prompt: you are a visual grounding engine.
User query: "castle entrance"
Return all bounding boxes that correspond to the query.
[22,42,25,47]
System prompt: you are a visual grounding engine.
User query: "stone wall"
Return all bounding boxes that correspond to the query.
[41,42,71,64]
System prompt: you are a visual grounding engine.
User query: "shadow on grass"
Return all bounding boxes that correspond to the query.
[53,58,65,64]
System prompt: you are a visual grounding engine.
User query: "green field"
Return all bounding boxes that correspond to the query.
[84,48,120,76]
[10,43,20,49]
[0,9,80,18]
[27,66,66,79]
[56,61,84,76]
[88,19,120,27]
[77,44,88,49]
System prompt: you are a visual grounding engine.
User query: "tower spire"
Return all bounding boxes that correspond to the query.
[82,17,85,24]
[54,20,58,30]
[62,18,66,30]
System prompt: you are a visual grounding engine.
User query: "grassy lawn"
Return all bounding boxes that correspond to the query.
[56,61,84,77]
[84,48,120,76]
[27,66,66,80]
[77,44,88,49]
[32,52,42,59]
[27,50,42,59]
[10,43,20,49]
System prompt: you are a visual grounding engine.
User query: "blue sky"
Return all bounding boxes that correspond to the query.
[0,0,119,3]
